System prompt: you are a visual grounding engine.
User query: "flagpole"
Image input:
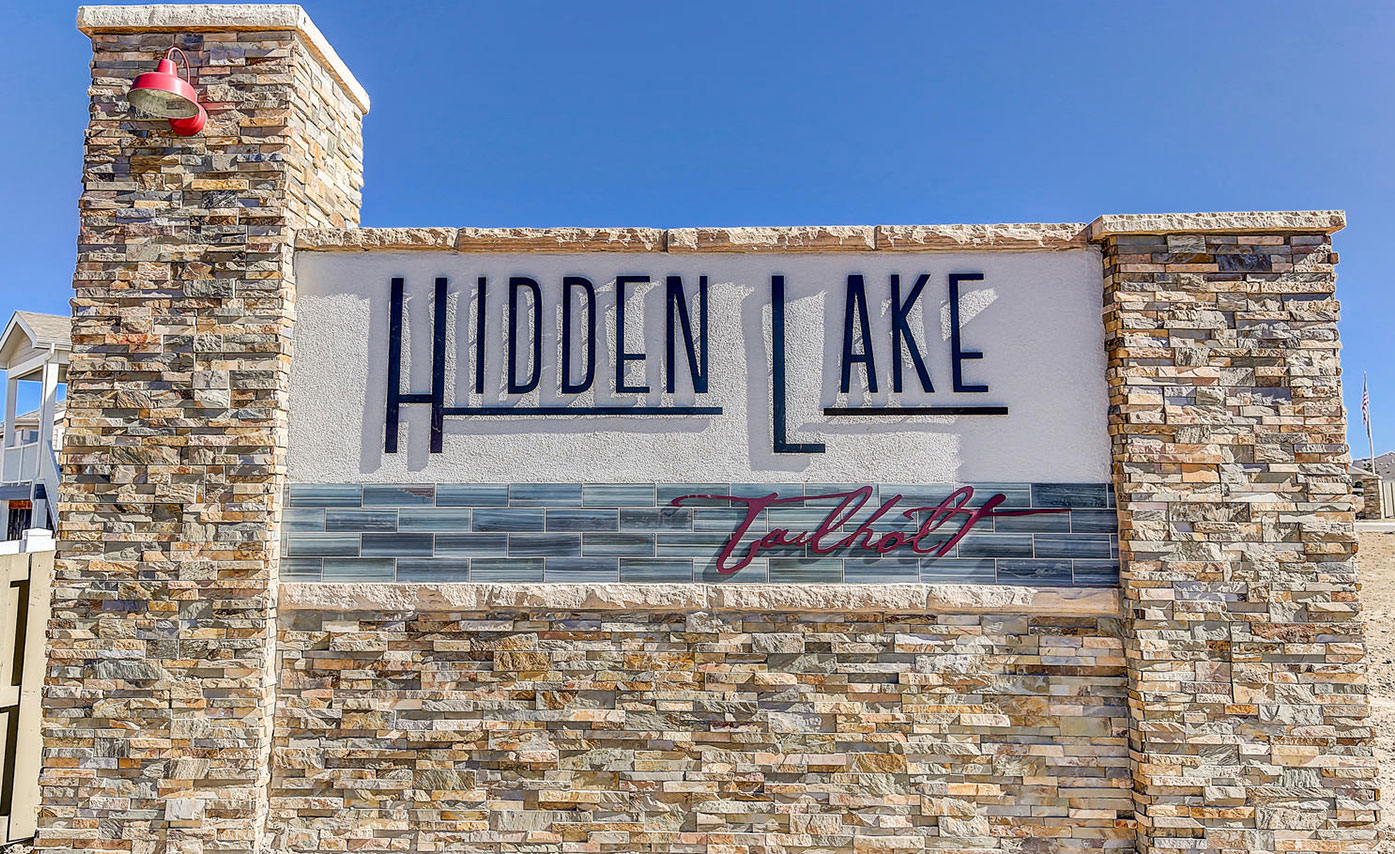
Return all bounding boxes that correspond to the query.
[1366,371,1376,474]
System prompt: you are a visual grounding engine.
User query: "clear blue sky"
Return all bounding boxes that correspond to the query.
[1,1,1391,456]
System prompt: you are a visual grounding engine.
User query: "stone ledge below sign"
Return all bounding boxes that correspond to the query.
[279,581,1121,616]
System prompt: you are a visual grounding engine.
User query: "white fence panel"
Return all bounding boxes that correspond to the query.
[0,549,53,842]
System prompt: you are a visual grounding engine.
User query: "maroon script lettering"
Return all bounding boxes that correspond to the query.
[670,486,1067,576]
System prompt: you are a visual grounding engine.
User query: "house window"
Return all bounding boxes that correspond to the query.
[6,500,31,540]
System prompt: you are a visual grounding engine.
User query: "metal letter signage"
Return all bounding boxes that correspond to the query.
[671,485,1067,577]
[382,270,1012,455]
[384,275,723,453]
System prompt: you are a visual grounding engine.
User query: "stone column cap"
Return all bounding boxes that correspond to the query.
[77,4,369,114]
[1087,210,1344,241]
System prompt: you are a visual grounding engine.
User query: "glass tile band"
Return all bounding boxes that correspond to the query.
[283,482,1119,585]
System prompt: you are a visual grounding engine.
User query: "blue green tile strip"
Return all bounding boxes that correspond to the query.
[282,482,1119,585]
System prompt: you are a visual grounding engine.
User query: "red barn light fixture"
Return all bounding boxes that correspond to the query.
[127,47,206,136]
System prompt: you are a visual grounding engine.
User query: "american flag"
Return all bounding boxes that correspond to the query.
[1363,373,1371,428]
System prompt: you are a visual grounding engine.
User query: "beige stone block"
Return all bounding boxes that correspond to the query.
[1089,210,1345,241]
[751,633,804,654]
[937,815,991,836]
[455,227,664,252]
[295,227,456,250]
[852,834,925,851]
[877,222,1087,251]
[667,225,875,252]
[791,813,845,834]
[164,797,204,823]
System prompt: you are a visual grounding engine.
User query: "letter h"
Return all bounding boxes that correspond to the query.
[385,276,448,453]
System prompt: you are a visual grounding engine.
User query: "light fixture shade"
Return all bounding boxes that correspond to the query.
[169,104,207,137]
[128,57,199,119]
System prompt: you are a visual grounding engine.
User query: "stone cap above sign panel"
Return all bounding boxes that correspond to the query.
[280,580,1121,617]
[294,212,1346,254]
[295,223,1092,253]
[77,3,370,114]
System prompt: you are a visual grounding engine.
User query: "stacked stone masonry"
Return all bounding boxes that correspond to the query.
[1098,229,1378,853]
[35,4,1378,854]
[270,595,1133,854]
[39,10,365,854]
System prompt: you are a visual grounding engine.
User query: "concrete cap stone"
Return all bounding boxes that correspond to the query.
[77,4,370,114]
[456,227,666,252]
[667,226,877,252]
[877,223,1088,251]
[1087,210,1345,241]
[279,582,1121,617]
[296,223,1094,253]
[294,214,1345,254]
[295,227,456,251]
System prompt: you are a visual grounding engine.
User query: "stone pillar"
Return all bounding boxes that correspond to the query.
[37,6,367,853]
[1091,213,1378,854]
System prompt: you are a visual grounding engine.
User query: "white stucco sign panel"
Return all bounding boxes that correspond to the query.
[288,250,1108,483]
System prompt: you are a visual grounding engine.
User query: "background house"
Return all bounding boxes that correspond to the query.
[0,311,67,548]
[1361,450,1395,480]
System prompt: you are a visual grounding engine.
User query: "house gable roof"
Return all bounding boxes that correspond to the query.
[0,311,71,369]
[5,312,70,347]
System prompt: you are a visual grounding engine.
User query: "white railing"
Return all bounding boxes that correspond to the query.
[36,447,60,529]
[0,443,38,485]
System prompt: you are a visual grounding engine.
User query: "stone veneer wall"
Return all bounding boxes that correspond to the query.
[1093,215,1379,853]
[39,7,1378,854]
[270,584,1132,854]
[38,8,366,854]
